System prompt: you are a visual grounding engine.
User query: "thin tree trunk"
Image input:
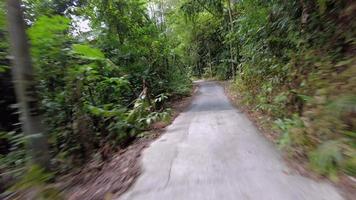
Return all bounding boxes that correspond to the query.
[227,0,235,79]
[159,0,165,31]
[191,18,200,77]
[6,0,50,169]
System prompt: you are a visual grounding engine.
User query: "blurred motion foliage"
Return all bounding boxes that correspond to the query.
[231,0,356,178]
[0,0,191,195]
[0,0,355,197]
[236,0,356,178]
[172,0,355,178]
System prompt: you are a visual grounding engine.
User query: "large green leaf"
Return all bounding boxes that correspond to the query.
[72,44,105,60]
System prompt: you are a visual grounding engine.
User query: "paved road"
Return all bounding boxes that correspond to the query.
[119,81,343,200]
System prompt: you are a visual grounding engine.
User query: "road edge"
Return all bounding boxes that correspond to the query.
[220,80,355,200]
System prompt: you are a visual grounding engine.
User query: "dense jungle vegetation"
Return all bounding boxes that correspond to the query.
[168,0,356,179]
[0,0,355,198]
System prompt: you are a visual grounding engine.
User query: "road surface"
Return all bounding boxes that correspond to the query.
[119,81,343,200]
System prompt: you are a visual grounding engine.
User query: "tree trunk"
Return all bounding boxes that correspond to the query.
[227,0,235,79]
[159,0,165,31]
[6,0,50,169]
[208,46,212,78]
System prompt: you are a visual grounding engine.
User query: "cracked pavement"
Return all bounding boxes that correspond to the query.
[119,81,343,200]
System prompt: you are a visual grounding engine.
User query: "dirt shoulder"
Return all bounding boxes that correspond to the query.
[60,86,197,200]
[220,81,356,200]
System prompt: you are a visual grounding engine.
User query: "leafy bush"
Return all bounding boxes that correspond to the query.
[275,115,310,155]
[342,155,356,176]
[309,141,343,180]
[0,132,27,173]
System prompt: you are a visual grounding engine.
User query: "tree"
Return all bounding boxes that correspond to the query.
[6,0,49,169]
[226,0,235,79]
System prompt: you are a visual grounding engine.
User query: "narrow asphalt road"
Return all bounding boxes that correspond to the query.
[119,81,343,200]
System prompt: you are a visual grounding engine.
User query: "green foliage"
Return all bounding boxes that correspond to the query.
[275,115,310,154]
[10,165,63,200]
[309,141,343,180]
[2,2,192,191]
[11,165,53,190]
[342,156,356,176]
[2,0,354,196]
[230,0,356,178]
[0,1,9,72]
[0,132,28,173]
[72,44,105,60]
[327,95,356,117]
[28,15,71,59]
[127,93,171,131]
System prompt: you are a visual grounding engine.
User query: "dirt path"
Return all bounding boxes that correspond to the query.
[119,81,343,200]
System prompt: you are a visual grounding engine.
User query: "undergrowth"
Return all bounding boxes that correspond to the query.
[229,0,356,179]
